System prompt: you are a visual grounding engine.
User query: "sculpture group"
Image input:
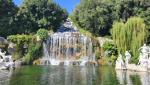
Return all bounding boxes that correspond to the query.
[115,44,150,71]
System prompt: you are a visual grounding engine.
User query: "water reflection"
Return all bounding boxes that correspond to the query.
[116,70,150,85]
[40,65,96,85]
[0,70,12,85]
[1,66,150,85]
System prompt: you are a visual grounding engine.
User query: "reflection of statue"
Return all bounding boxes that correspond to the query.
[116,70,150,85]
[115,54,126,69]
[116,70,126,84]
[125,51,131,65]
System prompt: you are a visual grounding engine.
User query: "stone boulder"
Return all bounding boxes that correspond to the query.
[7,42,16,55]
[0,37,8,48]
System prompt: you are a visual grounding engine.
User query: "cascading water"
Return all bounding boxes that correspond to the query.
[41,19,96,66]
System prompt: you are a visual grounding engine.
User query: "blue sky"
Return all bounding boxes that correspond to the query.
[12,0,80,14]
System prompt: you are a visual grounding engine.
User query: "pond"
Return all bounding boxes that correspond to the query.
[0,66,149,85]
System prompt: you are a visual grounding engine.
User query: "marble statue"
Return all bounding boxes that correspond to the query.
[125,51,131,65]
[115,54,126,70]
[139,44,150,54]
[134,44,150,71]
[138,44,149,67]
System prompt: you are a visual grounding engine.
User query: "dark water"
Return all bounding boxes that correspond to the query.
[0,66,150,85]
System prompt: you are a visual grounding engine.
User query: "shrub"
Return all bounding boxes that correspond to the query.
[7,34,33,60]
[36,29,48,41]
[102,41,118,57]
[22,42,42,64]
[7,34,42,64]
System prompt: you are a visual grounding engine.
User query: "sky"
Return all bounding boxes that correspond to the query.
[12,0,80,14]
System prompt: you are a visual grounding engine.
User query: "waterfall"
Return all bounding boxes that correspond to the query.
[41,19,96,66]
[41,32,96,66]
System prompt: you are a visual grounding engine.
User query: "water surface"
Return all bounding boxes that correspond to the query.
[0,66,150,85]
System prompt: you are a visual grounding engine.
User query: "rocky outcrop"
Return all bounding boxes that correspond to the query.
[0,37,8,48]
[7,42,16,55]
[0,37,16,55]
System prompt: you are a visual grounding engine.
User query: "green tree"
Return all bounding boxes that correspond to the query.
[72,0,150,38]
[112,0,150,43]
[0,0,18,37]
[71,0,114,36]
[13,0,68,34]
[112,17,147,63]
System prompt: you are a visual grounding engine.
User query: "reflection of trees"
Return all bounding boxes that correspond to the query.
[130,75,141,85]
[9,66,42,85]
[95,66,119,85]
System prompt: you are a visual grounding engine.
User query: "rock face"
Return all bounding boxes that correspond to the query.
[0,49,14,70]
[7,42,16,55]
[0,37,8,48]
[0,37,16,54]
[56,18,77,33]
[0,37,20,70]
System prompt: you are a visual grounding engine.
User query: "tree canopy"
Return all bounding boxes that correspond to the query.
[71,0,150,38]
[71,0,114,36]
[13,0,68,33]
[0,0,18,37]
[112,17,147,63]
[0,0,68,37]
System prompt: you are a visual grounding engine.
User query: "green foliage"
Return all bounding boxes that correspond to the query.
[72,0,150,38]
[0,0,18,37]
[112,22,125,53]
[105,55,117,65]
[95,48,101,60]
[22,42,42,64]
[7,34,33,60]
[102,55,117,65]
[112,17,147,62]
[7,34,32,45]
[110,55,117,65]
[102,41,118,56]
[37,29,48,41]
[71,0,114,36]
[70,20,94,38]
[113,0,150,43]
[12,0,68,34]
[7,34,42,64]
[22,53,31,64]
